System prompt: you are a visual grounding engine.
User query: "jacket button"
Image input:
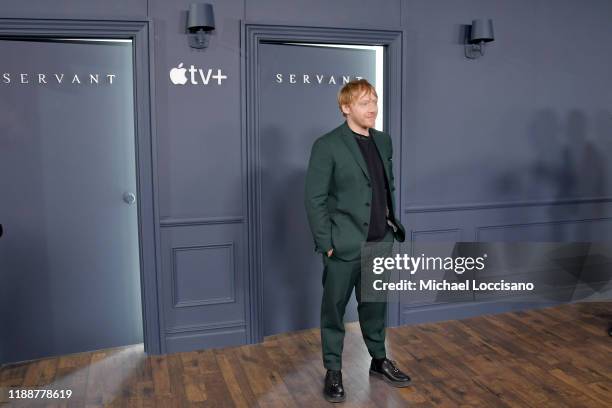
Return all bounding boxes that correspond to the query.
[365,202,370,206]
[392,186,396,191]
[363,222,368,226]
[367,183,371,187]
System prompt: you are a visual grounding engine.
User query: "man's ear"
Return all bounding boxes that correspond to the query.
[340,103,350,115]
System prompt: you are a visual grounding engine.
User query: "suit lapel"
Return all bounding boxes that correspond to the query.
[340,120,391,183]
[340,120,370,181]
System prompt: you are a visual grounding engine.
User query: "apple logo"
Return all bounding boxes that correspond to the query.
[169,63,188,85]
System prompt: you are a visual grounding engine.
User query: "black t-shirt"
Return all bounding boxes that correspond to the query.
[351,129,391,241]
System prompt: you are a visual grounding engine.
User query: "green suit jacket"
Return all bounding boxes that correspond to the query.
[304,120,406,261]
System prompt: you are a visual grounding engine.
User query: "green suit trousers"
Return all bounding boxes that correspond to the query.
[320,228,394,370]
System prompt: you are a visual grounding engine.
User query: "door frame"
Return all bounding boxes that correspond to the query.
[0,17,163,357]
[241,22,404,343]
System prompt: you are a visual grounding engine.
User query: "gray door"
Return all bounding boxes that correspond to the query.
[258,42,380,336]
[0,38,143,364]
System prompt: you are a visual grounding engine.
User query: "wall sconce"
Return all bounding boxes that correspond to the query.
[465,19,494,59]
[187,3,215,49]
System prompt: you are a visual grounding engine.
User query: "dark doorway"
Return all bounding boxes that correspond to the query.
[257,41,384,336]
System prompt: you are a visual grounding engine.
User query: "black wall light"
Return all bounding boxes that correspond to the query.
[187,3,215,49]
[465,19,494,59]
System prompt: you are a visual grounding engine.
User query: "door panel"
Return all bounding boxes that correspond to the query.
[0,38,142,363]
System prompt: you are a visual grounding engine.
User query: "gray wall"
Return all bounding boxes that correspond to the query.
[2,0,612,357]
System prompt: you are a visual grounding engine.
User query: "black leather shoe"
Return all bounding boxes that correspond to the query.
[323,369,346,402]
[369,358,411,387]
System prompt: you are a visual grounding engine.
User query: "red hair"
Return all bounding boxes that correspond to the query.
[337,78,377,117]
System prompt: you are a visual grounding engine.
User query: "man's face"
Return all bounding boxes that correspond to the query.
[342,90,378,129]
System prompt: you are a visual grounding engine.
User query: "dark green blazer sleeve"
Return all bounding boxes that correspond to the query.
[304,137,333,254]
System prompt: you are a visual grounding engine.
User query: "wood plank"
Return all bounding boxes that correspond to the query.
[1,302,610,407]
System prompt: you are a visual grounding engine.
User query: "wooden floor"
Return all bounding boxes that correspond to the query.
[1,302,611,407]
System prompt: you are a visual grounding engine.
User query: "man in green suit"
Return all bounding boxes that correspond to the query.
[304,79,411,402]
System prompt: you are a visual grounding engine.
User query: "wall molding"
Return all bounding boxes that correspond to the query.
[170,243,236,308]
[403,196,612,213]
[242,22,405,343]
[0,17,163,361]
[165,320,246,335]
[160,216,244,227]
[410,227,463,241]
[0,17,153,35]
[399,298,562,324]
[475,216,612,240]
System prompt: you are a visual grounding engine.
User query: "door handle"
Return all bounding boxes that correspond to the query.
[123,192,136,205]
